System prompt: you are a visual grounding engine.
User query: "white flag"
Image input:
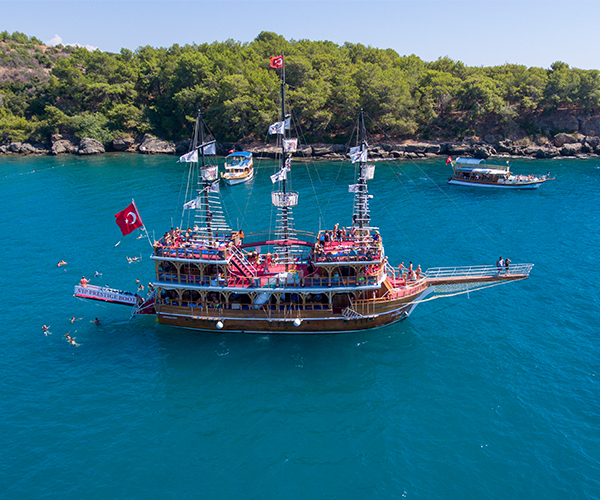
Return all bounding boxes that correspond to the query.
[183,196,201,209]
[178,149,198,162]
[269,120,285,135]
[348,184,360,193]
[202,142,216,155]
[285,116,290,130]
[350,146,367,164]
[284,156,291,171]
[209,180,220,193]
[283,138,298,152]
[270,168,287,183]
[362,164,375,180]
[201,165,218,181]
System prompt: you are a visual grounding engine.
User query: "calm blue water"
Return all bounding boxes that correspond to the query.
[1,153,599,499]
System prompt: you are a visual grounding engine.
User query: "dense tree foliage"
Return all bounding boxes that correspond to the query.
[1,30,599,145]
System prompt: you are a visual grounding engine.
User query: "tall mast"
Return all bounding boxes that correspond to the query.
[270,52,298,269]
[198,110,212,237]
[351,109,373,241]
[187,110,229,240]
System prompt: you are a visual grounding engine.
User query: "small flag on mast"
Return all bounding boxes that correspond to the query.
[178,149,198,163]
[270,55,284,68]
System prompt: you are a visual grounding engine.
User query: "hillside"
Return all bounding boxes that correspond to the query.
[1,30,600,158]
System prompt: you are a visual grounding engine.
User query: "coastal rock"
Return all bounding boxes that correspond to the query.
[51,134,79,155]
[553,132,578,147]
[19,142,47,155]
[78,138,105,155]
[8,142,22,153]
[495,140,515,154]
[585,136,600,152]
[312,144,346,157]
[0,145,7,154]
[139,135,176,155]
[535,146,560,159]
[560,143,583,156]
[112,137,135,152]
[52,140,78,155]
[523,145,540,156]
[472,144,496,159]
[445,142,471,155]
[247,145,279,158]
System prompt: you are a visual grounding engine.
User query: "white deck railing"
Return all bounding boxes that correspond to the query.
[424,263,534,279]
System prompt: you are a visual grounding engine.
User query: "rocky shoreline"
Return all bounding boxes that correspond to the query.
[1,132,599,161]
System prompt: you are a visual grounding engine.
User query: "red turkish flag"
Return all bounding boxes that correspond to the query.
[270,55,284,68]
[446,156,453,165]
[115,202,143,236]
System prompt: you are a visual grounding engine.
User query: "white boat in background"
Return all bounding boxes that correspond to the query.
[448,157,553,189]
[221,151,254,185]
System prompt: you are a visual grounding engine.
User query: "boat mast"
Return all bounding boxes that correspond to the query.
[352,109,372,241]
[189,110,228,241]
[270,53,298,270]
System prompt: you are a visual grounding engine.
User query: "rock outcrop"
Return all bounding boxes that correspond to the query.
[138,134,175,154]
[112,137,135,152]
[78,138,105,155]
[51,134,79,155]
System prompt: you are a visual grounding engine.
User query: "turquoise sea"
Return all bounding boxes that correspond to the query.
[1,153,599,499]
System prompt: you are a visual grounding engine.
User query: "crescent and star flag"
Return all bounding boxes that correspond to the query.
[270,55,284,68]
[446,156,453,165]
[115,202,143,236]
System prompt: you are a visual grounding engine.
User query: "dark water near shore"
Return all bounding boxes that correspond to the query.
[1,153,599,499]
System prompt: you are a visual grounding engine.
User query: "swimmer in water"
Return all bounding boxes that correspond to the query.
[94,271,102,277]
[42,325,51,336]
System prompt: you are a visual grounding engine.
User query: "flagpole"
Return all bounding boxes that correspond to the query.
[132,198,153,248]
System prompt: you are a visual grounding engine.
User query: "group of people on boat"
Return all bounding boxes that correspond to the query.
[399,261,422,282]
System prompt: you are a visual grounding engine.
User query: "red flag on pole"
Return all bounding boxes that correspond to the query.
[115,201,143,236]
[270,55,284,68]
[446,156,453,165]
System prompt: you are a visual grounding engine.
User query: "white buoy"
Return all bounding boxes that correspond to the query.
[216,321,224,329]
[293,318,302,327]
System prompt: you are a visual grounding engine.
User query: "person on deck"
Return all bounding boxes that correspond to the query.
[496,257,505,275]
[80,276,90,287]
[504,258,511,275]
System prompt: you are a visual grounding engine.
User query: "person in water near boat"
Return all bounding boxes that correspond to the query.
[94,271,102,277]
[42,325,50,335]
[92,317,100,324]
[57,260,67,267]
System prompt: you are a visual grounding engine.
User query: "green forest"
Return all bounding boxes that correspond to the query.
[1,30,599,146]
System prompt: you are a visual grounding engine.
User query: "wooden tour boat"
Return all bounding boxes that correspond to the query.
[448,157,553,189]
[75,56,535,334]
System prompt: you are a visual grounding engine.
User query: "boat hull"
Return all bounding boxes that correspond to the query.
[222,169,254,185]
[448,179,543,189]
[155,287,432,334]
